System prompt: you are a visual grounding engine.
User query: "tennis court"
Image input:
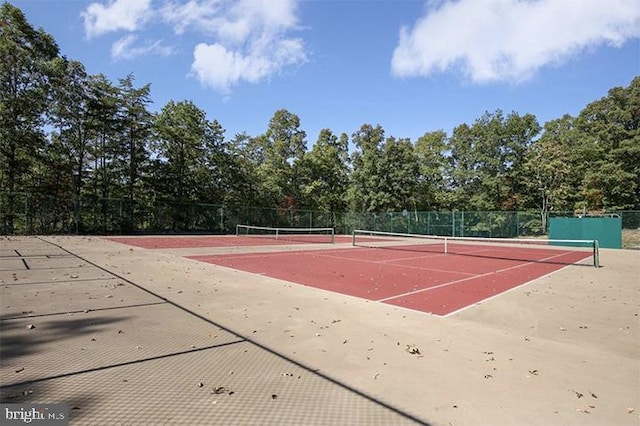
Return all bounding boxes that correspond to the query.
[2,234,638,426]
[187,230,596,316]
[107,226,344,248]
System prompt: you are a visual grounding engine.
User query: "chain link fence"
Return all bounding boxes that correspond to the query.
[2,192,638,248]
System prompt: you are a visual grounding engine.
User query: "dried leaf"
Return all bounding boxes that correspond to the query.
[570,389,584,399]
[406,344,421,355]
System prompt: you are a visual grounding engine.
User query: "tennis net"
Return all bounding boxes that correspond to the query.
[236,225,335,243]
[352,229,600,267]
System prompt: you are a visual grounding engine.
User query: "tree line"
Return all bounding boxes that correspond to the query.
[1,2,639,234]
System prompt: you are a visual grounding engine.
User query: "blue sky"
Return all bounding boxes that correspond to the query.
[12,0,640,146]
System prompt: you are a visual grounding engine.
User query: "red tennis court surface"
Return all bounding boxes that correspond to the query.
[106,235,353,249]
[187,243,593,316]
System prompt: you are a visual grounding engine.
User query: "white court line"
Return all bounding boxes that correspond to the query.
[376,250,575,303]
[187,251,301,261]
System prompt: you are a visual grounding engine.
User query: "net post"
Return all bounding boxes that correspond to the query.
[593,240,600,268]
[275,229,279,240]
[352,230,356,246]
[331,228,335,244]
[236,224,240,236]
[444,237,448,254]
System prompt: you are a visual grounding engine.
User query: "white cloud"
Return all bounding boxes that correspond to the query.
[161,0,299,43]
[111,35,175,61]
[191,36,306,93]
[159,0,221,36]
[391,0,640,83]
[82,0,153,38]
[82,0,306,92]
[178,0,306,93]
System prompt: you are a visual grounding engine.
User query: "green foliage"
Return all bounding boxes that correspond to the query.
[224,132,267,207]
[377,136,420,211]
[521,115,581,230]
[259,109,307,208]
[348,125,422,213]
[152,100,214,202]
[449,110,540,211]
[575,77,640,210]
[414,130,450,209]
[115,74,153,202]
[85,73,121,205]
[0,2,59,232]
[299,129,349,213]
[348,124,386,212]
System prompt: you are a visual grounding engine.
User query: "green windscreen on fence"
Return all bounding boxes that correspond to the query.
[1,190,637,248]
[549,216,622,249]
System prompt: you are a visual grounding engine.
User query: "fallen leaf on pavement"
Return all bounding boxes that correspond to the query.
[406,344,421,355]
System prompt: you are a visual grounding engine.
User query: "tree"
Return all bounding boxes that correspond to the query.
[260,109,307,208]
[377,136,419,212]
[575,77,640,210]
[226,132,266,207]
[86,73,120,203]
[449,110,540,210]
[153,100,213,202]
[448,123,477,209]
[115,74,152,202]
[521,115,580,230]
[348,124,385,212]
[195,118,230,202]
[299,129,349,214]
[0,2,59,232]
[414,130,450,209]
[48,58,94,232]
